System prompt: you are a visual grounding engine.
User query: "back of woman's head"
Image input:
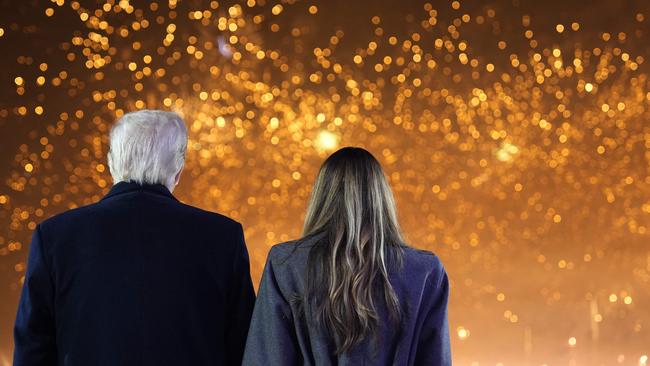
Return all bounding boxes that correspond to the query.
[303,146,405,354]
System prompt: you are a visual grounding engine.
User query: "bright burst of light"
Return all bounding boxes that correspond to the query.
[568,337,577,347]
[457,326,470,340]
[494,141,520,162]
[315,130,339,151]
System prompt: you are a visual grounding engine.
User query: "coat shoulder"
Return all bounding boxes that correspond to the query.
[38,198,241,238]
[38,201,103,233]
[268,236,317,263]
[401,246,447,281]
[403,246,444,266]
[175,201,242,230]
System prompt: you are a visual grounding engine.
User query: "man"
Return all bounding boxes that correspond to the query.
[13,110,255,365]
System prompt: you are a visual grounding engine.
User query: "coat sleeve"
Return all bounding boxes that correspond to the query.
[224,223,257,365]
[242,247,300,366]
[13,224,57,366]
[413,259,452,366]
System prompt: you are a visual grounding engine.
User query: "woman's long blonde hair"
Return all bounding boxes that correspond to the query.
[302,147,406,354]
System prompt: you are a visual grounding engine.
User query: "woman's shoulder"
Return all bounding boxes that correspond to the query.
[263,237,319,291]
[270,236,316,253]
[398,246,447,281]
[266,236,320,267]
[402,245,443,264]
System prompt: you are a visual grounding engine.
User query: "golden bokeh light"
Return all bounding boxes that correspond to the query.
[0,0,649,364]
[315,130,339,151]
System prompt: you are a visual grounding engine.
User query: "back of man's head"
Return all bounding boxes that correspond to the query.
[108,110,188,192]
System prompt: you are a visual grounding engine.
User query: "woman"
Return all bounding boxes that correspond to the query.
[243,147,451,365]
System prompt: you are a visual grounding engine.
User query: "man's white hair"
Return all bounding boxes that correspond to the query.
[108,110,187,191]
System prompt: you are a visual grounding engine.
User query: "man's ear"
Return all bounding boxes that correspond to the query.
[174,167,183,186]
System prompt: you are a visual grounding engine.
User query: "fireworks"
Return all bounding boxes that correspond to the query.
[0,0,649,364]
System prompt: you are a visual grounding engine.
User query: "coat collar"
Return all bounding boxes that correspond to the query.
[101,181,178,202]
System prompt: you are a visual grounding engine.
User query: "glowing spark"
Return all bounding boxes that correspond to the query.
[315,130,339,151]
[495,141,520,162]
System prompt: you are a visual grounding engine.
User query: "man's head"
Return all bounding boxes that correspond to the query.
[107,110,188,192]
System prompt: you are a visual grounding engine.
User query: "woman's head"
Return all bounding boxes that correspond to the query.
[303,147,405,354]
